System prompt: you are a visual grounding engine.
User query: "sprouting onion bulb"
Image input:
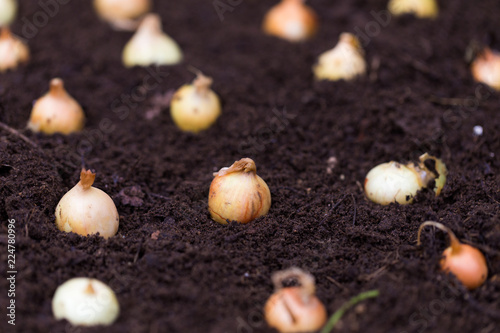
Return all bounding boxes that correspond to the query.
[265,267,327,333]
[122,13,182,67]
[0,28,29,72]
[0,0,16,27]
[388,0,438,19]
[262,0,318,42]
[208,158,271,225]
[55,169,119,239]
[313,33,366,81]
[170,71,221,133]
[94,0,151,31]
[418,221,488,290]
[27,78,85,135]
[364,153,447,205]
[471,47,500,91]
[52,277,120,326]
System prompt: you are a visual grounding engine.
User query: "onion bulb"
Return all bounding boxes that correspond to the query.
[364,153,447,205]
[471,47,500,91]
[262,0,318,42]
[122,13,182,67]
[94,0,151,31]
[170,71,221,133]
[27,78,85,135]
[418,221,488,290]
[52,277,120,326]
[55,169,119,239]
[208,158,271,225]
[0,0,16,27]
[313,33,366,81]
[265,267,327,333]
[388,0,438,19]
[0,27,29,72]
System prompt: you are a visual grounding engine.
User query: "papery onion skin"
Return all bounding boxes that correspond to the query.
[27,78,85,135]
[388,0,439,19]
[0,28,29,73]
[208,158,271,224]
[55,169,119,239]
[262,0,318,42]
[313,33,366,81]
[441,243,488,290]
[0,0,17,27]
[170,73,221,133]
[364,161,422,205]
[122,14,182,67]
[471,48,500,91]
[94,0,150,30]
[52,277,120,326]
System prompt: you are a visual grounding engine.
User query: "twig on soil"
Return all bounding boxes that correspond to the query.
[326,276,346,291]
[0,121,42,152]
[351,194,357,226]
[320,194,348,224]
[133,240,143,264]
[320,290,380,333]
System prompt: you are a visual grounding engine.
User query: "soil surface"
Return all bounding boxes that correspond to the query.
[1,1,499,332]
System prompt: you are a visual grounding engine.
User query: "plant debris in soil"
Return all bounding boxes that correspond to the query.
[1,1,499,332]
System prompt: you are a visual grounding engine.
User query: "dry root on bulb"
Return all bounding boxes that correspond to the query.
[94,0,151,31]
[0,27,29,72]
[388,0,439,19]
[364,153,447,205]
[0,0,17,27]
[313,33,366,81]
[264,267,327,333]
[52,277,120,326]
[55,169,119,239]
[122,13,183,67]
[471,47,500,91]
[262,0,318,42]
[170,71,221,133]
[27,78,85,135]
[418,221,488,290]
[208,158,271,224]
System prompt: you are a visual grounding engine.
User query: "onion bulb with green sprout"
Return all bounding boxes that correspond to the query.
[0,27,29,72]
[388,0,438,19]
[0,0,16,27]
[265,267,327,333]
[170,70,221,133]
[262,0,318,42]
[52,277,120,326]
[55,169,119,239]
[418,221,488,290]
[208,158,271,225]
[27,78,84,135]
[313,33,366,81]
[93,0,151,31]
[122,13,182,67]
[471,46,500,91]
[364,153,447,205]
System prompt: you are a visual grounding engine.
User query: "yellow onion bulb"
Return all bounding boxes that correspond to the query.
[388,0,438,19]
[122,13,182,67]
[208,158,271,224]
[364,153,447,205]
[0,28,29,72]
[52,277,120,326]
[55,169,119,239]
[94,0,151,31]
[0,0,16,27]
[27,78,84,135]
[262,0,318,42]
[418,222,488,290]
[313,33,366,81]
[471,47,500,91]
[265,268,327,333]
[170,72,221,133]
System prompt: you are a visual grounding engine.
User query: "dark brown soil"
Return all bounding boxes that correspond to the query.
[1,0,499,332]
